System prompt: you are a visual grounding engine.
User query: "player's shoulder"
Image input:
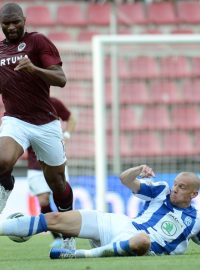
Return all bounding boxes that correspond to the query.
[25,31,48,41]
[141,179,169,189]
[151,180,170,194]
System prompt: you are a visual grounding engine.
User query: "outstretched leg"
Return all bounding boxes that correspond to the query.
[0,211,150,258]
[0,211,81,238]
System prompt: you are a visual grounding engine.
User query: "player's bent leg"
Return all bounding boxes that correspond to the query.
[42,163,75,249]
[41,163,73,212]
[50,233,151,259]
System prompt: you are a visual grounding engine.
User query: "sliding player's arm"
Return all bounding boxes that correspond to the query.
[120,165,155,193]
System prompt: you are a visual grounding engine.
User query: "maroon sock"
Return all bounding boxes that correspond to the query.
[41,204,52,214]
[53,182,73,212]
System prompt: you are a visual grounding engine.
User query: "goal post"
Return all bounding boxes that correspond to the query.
[92,34,200,212]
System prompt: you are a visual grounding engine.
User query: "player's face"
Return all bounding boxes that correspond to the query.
[0,13,25,42]
[170,176,196,208]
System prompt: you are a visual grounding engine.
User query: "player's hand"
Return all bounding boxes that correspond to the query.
[14,55,36,73]
[63,131,71,140]
[138,165,155,178]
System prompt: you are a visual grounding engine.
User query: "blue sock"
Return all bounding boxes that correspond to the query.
[113,240,136,256]
[0,214,48,237]
[28,214,48,236]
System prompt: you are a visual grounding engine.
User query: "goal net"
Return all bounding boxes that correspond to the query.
[51,35,200,216]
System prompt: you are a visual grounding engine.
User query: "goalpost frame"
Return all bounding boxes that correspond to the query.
[92,34,200,211]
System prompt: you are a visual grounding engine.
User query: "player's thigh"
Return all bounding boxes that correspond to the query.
[78,210,129,244]
[0,116,29,163]
[96,212,136,245]
[0,137,24,165]
[78,210,101,241]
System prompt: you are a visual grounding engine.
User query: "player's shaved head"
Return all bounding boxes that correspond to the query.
[176,172,200,192]
[0,3,24,22]
[0,3,24,19]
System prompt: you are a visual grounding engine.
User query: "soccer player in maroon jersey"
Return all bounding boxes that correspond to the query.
[0,2,75,247]
[28,97,76,248]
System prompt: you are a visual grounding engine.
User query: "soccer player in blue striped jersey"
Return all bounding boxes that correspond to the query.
[0,164,200,258]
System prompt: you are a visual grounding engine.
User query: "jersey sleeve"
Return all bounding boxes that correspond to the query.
[134,180,169,201]
[34,33,62,68]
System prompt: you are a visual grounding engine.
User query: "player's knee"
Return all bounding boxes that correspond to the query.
[0,158,13,174]
[129,233,150,256]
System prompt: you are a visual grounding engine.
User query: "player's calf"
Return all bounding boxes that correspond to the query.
[0,172,15,213]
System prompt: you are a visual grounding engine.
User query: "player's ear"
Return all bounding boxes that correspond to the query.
[23,16,26,23]
[191,191,198,199]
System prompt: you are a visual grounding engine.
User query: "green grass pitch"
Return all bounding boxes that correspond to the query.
[0,233,200,270]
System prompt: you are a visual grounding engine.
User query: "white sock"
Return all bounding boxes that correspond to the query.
[74,240,134,258]
[0,214,47,236]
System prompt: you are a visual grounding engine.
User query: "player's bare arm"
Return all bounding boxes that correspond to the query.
[14,56,66,87]
[120,165,155,193]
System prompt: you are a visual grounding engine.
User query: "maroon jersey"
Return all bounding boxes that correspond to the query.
[28,97,71,170]
[0,32,63,124]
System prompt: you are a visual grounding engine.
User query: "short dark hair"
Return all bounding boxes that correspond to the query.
[0,3,24,19]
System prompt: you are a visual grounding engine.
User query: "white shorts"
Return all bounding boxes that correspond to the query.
[28,167,70,196]
[0,116,66,166]
[79,210,141,247]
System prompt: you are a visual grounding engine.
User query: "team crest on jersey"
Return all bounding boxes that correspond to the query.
[18,42,26,52]
[184,216,192,226]
[161,221,177,236]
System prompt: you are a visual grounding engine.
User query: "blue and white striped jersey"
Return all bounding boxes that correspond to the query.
[132,179,200,255]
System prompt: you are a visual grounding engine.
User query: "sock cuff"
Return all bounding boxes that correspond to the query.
[28,214,48,236]
[39,213,48,232]
[120,240,136,256]
[113,240,136,256]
